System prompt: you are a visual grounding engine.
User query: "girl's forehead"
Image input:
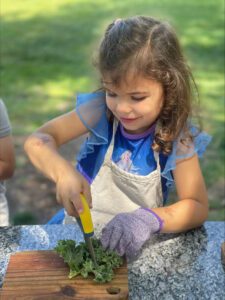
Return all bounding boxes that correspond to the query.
[102,69,140,86]
[102,74,162,92]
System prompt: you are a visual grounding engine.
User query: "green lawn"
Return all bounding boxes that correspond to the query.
[1,0,224,220]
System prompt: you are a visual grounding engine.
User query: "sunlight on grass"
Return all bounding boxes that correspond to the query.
[2,0,112,21]
[41,76,92,97]
[182,33,221,48]
[2,0,77,20]
[197,77,224,123]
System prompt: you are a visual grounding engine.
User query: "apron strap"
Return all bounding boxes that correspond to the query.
[104,118,118,162]
[153,151,161,171]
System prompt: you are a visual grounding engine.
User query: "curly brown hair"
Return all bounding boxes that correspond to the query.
[94,16,200,155]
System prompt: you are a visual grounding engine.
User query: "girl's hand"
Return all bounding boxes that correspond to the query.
[100,208,163,258]
[56,166,91,217]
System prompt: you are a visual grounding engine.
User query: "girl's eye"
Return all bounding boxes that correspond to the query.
[107,91,117,97]
[132,96,146,101]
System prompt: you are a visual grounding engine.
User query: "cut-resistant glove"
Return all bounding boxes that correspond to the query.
[100,208,163,258]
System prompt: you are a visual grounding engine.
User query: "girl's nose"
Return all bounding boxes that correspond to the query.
[116,99,132,115]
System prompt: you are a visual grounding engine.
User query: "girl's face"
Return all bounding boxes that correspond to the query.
[103,74,164,134]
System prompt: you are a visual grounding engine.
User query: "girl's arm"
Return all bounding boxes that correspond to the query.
[100,153,208,257]
[151,154,208,233]
[0,135,15,180]
[24,111,90,215]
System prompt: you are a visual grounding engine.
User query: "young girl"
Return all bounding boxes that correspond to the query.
[0,99,15,226]
[24,16,211,258]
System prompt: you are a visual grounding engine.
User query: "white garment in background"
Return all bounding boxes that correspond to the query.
[0,99,11,226]
[0,193,9,226]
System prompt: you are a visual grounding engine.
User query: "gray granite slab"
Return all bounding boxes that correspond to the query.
[128,222,225,299]
[0,221,224,299]
[0,226,20,289]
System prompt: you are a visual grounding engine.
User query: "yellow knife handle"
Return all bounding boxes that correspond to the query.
[79,194,94,236]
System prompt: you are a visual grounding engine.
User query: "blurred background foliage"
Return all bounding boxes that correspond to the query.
[1,0,224,221]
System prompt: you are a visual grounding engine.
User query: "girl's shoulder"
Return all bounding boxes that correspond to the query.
[75,90,109,135]
[76,91,105,108]
[75,91,111,161]
[161,125,212,188]
[172,125,212,160]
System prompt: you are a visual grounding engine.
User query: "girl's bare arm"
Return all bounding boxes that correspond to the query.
[24,111,90,214]
[24,111,87,180]
[151,154,208,233]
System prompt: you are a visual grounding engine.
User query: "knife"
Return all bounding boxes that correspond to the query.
[76,194,98,268]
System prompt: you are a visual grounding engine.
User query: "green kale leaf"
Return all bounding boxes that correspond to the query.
[54,239,123,283]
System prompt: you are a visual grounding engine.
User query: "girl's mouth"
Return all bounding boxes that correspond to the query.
[120,117,140,124]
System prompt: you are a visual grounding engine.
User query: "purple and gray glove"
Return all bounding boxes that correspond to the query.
[100,208,163,258]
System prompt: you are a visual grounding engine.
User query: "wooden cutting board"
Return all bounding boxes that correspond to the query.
[0,250,129,300]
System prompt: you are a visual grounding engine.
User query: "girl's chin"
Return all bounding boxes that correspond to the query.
[122,124,148,135]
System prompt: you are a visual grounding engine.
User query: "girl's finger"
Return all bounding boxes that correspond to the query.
[70,192,84,214]
[56,191,63,204]
[83,185,92,208]
[63,198,78,217]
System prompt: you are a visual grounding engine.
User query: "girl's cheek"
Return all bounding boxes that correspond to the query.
[106,98,114,111]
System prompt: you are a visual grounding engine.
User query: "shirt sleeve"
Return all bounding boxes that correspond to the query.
[161,125,212,188]
[75,91,111,161]
[0,99,11,138]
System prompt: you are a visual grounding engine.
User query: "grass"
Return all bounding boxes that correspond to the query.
[1,0,224,220]
[12,211,37,226]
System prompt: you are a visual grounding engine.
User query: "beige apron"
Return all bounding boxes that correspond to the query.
[64,121,163,226]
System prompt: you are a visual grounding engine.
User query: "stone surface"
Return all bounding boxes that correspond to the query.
[0,222,224,299]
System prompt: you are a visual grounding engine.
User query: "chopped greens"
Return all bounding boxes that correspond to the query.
[54,239,123,283]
